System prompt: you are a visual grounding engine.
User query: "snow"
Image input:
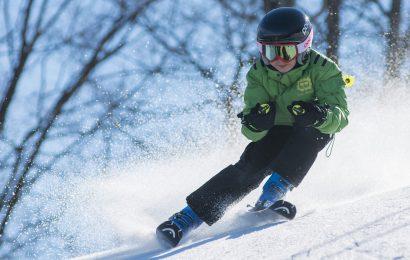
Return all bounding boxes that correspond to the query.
[63,81,410,259]
[75,186,410,259]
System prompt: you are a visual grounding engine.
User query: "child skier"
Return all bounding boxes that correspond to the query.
[156,7,349,247]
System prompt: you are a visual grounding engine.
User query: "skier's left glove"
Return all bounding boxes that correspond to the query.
[237,102,276,132]
[287,101,328,127]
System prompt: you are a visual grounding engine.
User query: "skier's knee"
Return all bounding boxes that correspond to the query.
[293,127,331,150]
[231,163,266,188]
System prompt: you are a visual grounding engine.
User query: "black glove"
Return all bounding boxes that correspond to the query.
[237,102,276,132]
[287,101,328,127]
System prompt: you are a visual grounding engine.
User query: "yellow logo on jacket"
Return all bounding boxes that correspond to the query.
[296,77,313,94]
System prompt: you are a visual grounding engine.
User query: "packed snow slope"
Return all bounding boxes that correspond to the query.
[64,82,410,259]
[76,186,410,259]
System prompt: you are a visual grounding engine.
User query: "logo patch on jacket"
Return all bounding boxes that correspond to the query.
[296,77,313,94]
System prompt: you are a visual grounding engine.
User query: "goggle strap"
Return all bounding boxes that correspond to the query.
[296,28,313,53]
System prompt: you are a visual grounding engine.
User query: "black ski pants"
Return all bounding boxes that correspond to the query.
[186,126,332,225]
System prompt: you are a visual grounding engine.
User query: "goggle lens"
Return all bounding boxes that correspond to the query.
[258,43,298,62]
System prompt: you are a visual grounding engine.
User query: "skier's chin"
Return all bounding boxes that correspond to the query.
[270,59,296,73]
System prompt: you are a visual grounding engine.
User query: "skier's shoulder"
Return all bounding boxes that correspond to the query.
[249,58,268,73]
[308,49,341,79]
[247,58,268,83]
[308,49,338,69]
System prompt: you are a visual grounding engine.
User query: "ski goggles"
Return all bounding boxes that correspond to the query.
[257,43,298,62]
[257,29,314,62]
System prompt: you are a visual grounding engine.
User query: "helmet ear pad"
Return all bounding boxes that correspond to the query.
[297,49,310,65]
[261,55,270,65]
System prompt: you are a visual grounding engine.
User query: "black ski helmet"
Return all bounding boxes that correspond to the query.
[257,7,313,63]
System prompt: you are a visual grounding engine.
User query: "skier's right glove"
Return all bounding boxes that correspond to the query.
[237,102,276,132]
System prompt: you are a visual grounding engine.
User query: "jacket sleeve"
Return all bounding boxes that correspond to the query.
[241,66,271,142]
[314,61,349,134]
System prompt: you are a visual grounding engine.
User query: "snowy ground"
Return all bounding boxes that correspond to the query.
[75,186,410,259]
[65,83,410,259]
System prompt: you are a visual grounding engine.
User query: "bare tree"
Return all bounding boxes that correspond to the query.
[141,0,261,134]
[264,0,295,13]
[0,0,159,254]
[345,0,408,80]
[0,0,71,133]
[384,0,405,79]
[325,0,342,63]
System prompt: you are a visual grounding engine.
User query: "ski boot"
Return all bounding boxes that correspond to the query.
[156,205,203,248]
[253,172,293,211]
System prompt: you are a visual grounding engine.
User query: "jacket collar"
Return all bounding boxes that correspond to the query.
[263,55,311,87]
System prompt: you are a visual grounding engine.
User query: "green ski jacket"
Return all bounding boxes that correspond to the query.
[241,49,349,142]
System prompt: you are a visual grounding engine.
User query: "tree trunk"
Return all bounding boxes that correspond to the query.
[325,0,342,63]
[264,0,295,13]
[385,0,403,80]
